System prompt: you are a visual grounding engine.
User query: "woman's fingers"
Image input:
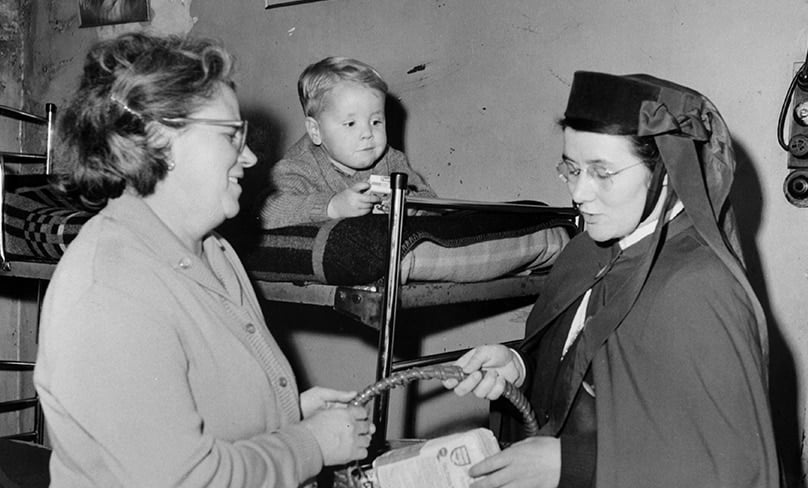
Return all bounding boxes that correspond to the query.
[452,370,483,397]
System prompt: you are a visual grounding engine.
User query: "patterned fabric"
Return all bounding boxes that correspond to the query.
[2,185,575,288]
[245,209,577,285]
[3,185,95,261]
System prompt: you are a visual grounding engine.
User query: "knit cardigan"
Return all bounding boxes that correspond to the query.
[35,193,323,487]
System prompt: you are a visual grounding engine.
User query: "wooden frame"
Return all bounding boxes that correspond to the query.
[78,0,150,28]
[265,0,328,9]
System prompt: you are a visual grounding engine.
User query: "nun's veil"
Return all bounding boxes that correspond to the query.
[563,71,768,368]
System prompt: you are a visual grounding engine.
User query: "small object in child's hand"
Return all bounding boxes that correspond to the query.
[372,200,390,214]
[369,175,391,214]
[368,175,391,196]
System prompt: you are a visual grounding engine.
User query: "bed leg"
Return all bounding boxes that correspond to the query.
[371,172,408,452]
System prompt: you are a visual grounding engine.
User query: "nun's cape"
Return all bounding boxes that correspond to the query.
[501,72,780,487]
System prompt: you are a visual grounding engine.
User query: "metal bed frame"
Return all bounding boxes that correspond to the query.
[258,173,579,446]
[0,103,55,445]
[0,103,580,449]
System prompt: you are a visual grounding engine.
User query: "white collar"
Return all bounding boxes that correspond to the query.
[619,199,684,250]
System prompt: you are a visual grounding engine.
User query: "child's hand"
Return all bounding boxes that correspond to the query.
[328,182,382,218]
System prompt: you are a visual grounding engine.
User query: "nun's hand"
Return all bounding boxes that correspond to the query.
[442,344,524,400]
[468,436,560,488]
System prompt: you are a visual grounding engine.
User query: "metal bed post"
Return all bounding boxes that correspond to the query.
[371,172,408,450]
[44,103,56,176]
[0,139,7,272]
[0,104,56,443]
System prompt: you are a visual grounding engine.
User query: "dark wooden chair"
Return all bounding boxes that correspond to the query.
[0,360,50,487]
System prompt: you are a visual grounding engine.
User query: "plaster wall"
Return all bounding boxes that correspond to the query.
[22,0,808,483]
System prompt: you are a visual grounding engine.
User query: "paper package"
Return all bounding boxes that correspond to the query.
[371,428,500,488]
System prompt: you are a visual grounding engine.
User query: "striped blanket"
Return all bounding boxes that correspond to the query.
[3,184,93,262]
[243,209,576,285]
[2,186,576,286]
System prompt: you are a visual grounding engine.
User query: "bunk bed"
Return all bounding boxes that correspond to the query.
[0,104,58,279]
[0,103,56,486]
[246,175,578,442]
[0,103,580,446]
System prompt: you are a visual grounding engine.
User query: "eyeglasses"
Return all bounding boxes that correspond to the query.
[556,159,645,190]
[160,117,249,154]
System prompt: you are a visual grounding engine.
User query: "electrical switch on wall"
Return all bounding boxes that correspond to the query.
[779,59,808,206]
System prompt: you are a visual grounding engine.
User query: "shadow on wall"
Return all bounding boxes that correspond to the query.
[386,94,408,155]
[395,298,536,439]
[258,300,380,391]
[217,105,284,253]
[261,294,534,439]
[731,140,803,487]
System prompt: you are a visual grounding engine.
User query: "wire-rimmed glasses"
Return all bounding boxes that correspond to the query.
[556,159,645,190]
[161,117,248,154]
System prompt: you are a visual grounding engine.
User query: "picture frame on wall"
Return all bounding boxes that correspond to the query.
[79,0,150,28]
[265,0,327,9]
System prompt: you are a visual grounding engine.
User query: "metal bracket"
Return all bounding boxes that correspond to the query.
[333,286,384,329]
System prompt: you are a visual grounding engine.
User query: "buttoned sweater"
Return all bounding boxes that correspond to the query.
[35,193,323,487]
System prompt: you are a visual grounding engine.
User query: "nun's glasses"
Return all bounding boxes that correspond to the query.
[160,117,248,154]
[556,159,645,190]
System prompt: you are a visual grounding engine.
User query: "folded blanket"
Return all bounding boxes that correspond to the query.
[3,185,94,262]
[245,209,577,285]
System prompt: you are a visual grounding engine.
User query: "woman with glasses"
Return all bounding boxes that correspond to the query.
[444,72,780,487]
[34,33,373,487]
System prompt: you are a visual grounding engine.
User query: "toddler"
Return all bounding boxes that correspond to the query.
[259,56,436,229]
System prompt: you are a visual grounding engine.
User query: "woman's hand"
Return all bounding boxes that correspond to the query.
[443,344,524,400]
[328,182,381,218]
[301,405,375,466]
[300,387,356,418]
[469,436,561,488]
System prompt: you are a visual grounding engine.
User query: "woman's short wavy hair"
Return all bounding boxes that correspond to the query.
[58,32,236,208]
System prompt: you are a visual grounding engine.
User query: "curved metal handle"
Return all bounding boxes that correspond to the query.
[351,364,539,437]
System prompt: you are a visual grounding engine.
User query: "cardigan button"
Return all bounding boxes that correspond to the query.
[245,323,256,334]
[177,257,192,269]
[278,377,288,387]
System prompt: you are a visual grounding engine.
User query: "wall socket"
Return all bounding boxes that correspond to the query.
[787,62,808,169]
[784,61,808,206]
